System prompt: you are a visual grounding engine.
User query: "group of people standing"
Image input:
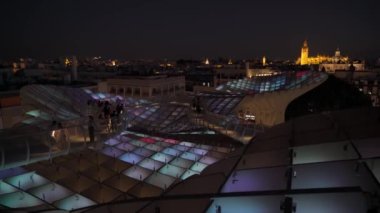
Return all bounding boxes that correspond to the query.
[87,99,126,144]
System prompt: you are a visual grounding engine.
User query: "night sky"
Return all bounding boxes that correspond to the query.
[0,0,379,60]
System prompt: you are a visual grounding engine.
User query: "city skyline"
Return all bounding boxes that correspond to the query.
[0,0,379,60]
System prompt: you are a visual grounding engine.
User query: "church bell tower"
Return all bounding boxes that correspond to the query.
[300,40,309,65]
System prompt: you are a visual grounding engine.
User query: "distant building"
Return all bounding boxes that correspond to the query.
[300,40,309,65]
[262,56,267,66]
[98,75,185,99]
[185,67,215,91]
[297,40,349,65]
[186,64,246,91]
[319,61,365,73]
[245,62,277,78]
[297,40,365,73]
[204,58,210,65]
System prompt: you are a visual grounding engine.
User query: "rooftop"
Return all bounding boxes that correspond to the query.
[0,71,377,212]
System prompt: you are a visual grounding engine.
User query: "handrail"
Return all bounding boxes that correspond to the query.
[0,123,112,170]
[0,122,88,141]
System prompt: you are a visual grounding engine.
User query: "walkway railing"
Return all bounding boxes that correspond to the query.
[0,123,107,170]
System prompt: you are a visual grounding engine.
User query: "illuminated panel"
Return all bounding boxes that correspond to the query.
[179,142,195,147]
[120,135,133,142]
[151,153,175,163]
[140,137,157,144]
[236,150,289,170]
[216,71,321,93]
[54,194,96,211]
[189,148,208,156]
[198,144,212,151]
[291,193,368,213]
[119,152,144,164]
[180,170,199,180]
[170,157,194,169]
[221,167,287,193]
[172,144,190,152]
[101,147,124,158]
[162,147,183,157]
[190,162,208,173]
[292,161,377,191]
[181,152,201,161]
[206,196,283,213]
[116,142,136,152]
[133,147,154,157]
[28,183,73,203]
[164,138,179,145]
[0,167,29,180]
[292,141,358,165]
[122,132,140,141]
[129,140,147,147]
[150,136,162,141]
[159,164,186,178]
[123,166,152,181]
[0,191,45,208]
[4,172,50,190]
[145,172,176,189]
[156,141,172,147]
[138,158,164,171]
[0,180,18,195]
[199,156,219,165]
[145,144,164,152]
[104,138,121,146]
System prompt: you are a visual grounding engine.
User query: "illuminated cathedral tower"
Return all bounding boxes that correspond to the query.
[300,40,309,65]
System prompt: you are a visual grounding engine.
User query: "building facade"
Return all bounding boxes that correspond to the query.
[297,40,365,72]
[98,75,186,99]
[297,40,350,65]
